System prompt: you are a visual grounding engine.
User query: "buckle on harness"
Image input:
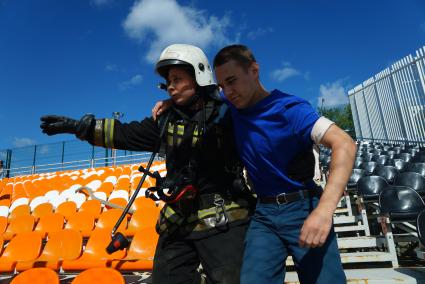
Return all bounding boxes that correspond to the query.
[276,192,287,205]
[213,194,229,227]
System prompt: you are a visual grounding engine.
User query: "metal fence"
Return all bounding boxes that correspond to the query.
[348,45,425,145]
[0,139,154,178]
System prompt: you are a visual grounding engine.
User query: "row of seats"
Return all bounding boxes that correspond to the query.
[9,267,126,284]
[0,228,158,272]
[0,162,165,276]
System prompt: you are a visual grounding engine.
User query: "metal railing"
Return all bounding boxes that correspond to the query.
[348,45,425,145]
[0,139,158,178]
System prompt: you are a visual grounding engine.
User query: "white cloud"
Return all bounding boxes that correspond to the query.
[91,0,113,7]
[318,80,349,108]
[247,27,273,40]
[39,145,49,155]
[105,63,117,71]
[123,0,233,63]
[271,66,301,82]
[13,137,36,148]
[119,74,143,90]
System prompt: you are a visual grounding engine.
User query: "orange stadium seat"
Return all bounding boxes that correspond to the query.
[56,201,78,220]
[111,227,158,271]
[32,202,54,220]
[0,216,8,235]
[62,229,126,271]
[130,196,158,212]
[16,229,83,271]
[10,267,60,284]
[3,214,35,241]
[80,199,102,219]
[125,208,159,237]
[95,209,128,232]
[34,213,64,238]
[71,267,125,284]
[0,232,42,272]
[65,211,95,238]
[9,204,31,220]
[96,182,114,197]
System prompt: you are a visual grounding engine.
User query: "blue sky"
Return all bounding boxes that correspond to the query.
[1,0,425,151]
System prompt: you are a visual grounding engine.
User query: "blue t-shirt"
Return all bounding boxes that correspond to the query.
[222,89,320,197]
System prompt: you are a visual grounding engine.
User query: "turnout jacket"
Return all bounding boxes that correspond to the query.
[84,98,253,239]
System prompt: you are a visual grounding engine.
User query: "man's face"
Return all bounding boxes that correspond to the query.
[166,67,197,106]
[215,60,258,109]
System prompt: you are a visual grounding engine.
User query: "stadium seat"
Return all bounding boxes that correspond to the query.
[130,196,158,212]
[95,208,128,232]
[413,155,425,163]
[379,186,425,222]
[374,165,398,184]
[125,207,159,236]
[15,229,83,271]
[3,214,35,241]
[10,267,59,284]
[372,155,390,166]
[357,176,388,201]
[56,201,78,220]
[112,227,158,270]
[71,267,125,284]
[0,232,42,272]
[0,216,7,235]
[347,169,365,188]
[65,211,95,237]
[353,158,363,169]
[394,172,425,195]
[395,153,413,163]
[62,229,126,271]
[406,162,425,177]
[361,161,378,176]
[32,202,54,220]
[34,213,64,238]
[79,199,103,219]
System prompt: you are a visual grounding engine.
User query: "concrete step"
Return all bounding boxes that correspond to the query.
[286,251,395,266]
[284,268,425,284]
[334,224,367,232]
[333,215,357,225]
[337,236,384,249]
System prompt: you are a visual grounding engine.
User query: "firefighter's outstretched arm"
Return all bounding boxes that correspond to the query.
[41,114,159,152]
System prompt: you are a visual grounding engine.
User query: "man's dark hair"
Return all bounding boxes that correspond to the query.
[213,44,256,70]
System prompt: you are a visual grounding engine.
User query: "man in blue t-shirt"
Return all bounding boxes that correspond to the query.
[213,45,356,284]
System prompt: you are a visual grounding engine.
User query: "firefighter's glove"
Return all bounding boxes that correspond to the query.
[40,114,94,140]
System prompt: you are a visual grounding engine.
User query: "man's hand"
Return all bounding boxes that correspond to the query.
[40,115,79,136]
[152,99,173,121]
[298,205,333,248]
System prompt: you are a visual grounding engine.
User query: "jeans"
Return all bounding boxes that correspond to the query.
[240,197,346,284]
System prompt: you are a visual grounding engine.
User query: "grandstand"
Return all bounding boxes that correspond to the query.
[2,48,425,283]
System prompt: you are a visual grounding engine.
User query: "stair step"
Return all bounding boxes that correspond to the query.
[286,251,395,266]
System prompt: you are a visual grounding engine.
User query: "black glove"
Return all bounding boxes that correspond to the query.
[40,114,95,140]
[40,115,79,136]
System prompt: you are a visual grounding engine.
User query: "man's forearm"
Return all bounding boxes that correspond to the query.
[316,138,356,215]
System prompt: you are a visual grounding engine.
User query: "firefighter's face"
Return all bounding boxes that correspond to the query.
[166,67,197,106]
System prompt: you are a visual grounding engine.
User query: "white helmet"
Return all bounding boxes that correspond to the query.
[155,44,215,87]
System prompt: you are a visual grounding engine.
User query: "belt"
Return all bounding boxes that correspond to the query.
[258,189,321,205]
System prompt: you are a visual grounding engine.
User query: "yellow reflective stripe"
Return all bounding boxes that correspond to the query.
[177,124,184,135]
[109,119,115,148]
[103,119,115,148]
[192,125,199,147]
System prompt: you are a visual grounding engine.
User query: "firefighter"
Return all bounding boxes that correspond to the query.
[40,44,254,284]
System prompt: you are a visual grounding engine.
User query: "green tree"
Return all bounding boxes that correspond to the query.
[320,104,355,138]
